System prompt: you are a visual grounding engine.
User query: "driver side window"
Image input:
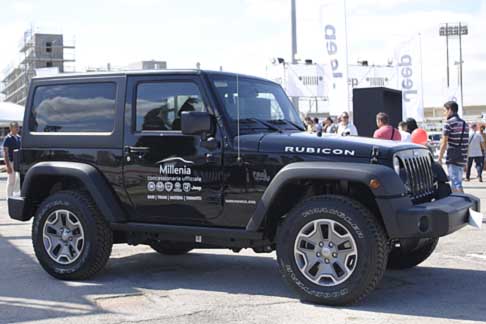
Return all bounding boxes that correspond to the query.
[136,81,206,131]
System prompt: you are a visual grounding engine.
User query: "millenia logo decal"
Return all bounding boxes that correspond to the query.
[157,157,194,175]
[284,146,355,156]
[159,164,192,175]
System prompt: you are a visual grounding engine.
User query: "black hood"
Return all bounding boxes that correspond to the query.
[236,131,423,160]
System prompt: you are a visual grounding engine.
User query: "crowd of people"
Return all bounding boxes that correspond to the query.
[304,112,358,137]
[303,112,424,144]
[302,101,486,193]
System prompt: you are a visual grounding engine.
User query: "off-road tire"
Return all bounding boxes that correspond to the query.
[387,238,439,270]
[32,191,113,280]
[276,195,387,305]
[150,241,193,255]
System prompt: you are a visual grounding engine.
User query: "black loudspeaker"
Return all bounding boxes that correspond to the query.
[352,87,403,138]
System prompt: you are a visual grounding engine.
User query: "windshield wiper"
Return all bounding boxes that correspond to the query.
[238,118,282,133]
[268,119,305,131]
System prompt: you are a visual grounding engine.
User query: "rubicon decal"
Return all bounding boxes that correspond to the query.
[284,146,355,156]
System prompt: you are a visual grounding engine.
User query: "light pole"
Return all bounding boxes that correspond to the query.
[291,0,297,64]
[458,23,464,110]
[290,0,299,112]
[439,23,468,110]
[445,23,450,87]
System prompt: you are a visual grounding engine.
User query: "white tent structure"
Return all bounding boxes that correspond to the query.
[0,102,24,127]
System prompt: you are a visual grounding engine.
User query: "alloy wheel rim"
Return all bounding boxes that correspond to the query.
[42,209,85,265]
[293,219,358,286]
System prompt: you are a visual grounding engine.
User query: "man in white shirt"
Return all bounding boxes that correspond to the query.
[337,112,358,136]
[466,123,485,182]
[398,121,411,142]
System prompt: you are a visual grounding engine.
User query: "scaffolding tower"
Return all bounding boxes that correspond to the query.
[1,28,75,106]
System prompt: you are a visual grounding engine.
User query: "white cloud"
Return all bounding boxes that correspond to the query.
[11,0,34,14]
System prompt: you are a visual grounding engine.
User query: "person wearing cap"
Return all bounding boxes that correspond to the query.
[3,121,21,197]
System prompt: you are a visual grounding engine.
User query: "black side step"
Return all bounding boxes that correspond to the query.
[111,223,265,248]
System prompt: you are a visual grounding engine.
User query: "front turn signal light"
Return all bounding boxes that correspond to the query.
[369,179,381,190]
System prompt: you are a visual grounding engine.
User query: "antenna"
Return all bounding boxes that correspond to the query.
[236,74,241,162]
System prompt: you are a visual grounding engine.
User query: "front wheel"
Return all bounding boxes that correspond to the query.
[276,195,387,305]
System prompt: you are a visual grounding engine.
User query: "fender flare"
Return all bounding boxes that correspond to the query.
[21,161,127,223]
[245,161,409,233]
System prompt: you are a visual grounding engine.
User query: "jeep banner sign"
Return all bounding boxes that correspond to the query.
[321,0,349,115]
[395,36,424,121]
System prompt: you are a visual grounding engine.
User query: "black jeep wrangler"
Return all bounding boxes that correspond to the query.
[9,70,479,305]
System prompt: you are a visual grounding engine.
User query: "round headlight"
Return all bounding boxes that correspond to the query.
[393,156,400,175]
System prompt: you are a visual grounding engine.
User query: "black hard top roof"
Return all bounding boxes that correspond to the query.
[32,69,276,84]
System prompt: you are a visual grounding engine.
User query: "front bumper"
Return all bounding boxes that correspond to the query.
[378,193,480,239]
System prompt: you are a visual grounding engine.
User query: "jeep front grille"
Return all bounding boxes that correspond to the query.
[396,150,435,202]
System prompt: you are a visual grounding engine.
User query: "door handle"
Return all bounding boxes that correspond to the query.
[126,146,150,153]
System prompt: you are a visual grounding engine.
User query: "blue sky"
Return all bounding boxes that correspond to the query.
[1,0,485,106]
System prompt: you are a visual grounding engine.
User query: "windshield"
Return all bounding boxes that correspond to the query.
[210,75,303,132]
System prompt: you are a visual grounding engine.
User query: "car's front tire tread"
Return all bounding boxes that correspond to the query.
[276,195,388,305]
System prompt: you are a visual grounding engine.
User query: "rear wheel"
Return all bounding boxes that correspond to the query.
[276,195,387,305]
[387,238,439,269]
[150,241,193,255]
[32,191,113,280]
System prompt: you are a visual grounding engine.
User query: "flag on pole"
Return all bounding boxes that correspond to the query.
[445,86,463,116]
[321,0,349,116]
[395,35,424,121]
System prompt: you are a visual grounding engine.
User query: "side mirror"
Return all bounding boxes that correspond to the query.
[181,111,213,136]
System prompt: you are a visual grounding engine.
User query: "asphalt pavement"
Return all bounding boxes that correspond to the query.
[1,177,486,324]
